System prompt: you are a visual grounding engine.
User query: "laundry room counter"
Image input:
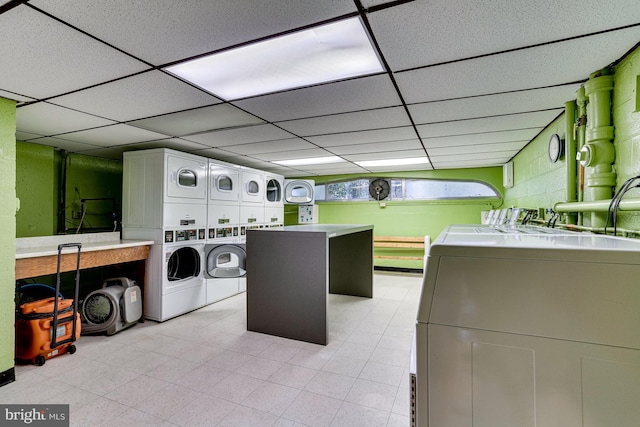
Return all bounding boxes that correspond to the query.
[246,224,373,345]
[15,232,153,282]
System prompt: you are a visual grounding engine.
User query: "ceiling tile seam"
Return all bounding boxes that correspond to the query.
[424,130,547,142]
[0,0,27,15]
[425,141,531,151]
[405,82,584,106]
[397,21,640,74]
[505,111,564,163]
[17,69,156,109]
[355,0,432,166]
[299,124,416,139]
[0,87,35,103]
[364,0,416,13]
[272,104,403,125]
[158,12,361,69]
[414,108,564,127]
[26,3,157,68]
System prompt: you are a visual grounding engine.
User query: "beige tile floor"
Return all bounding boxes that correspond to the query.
[2,272,422,427]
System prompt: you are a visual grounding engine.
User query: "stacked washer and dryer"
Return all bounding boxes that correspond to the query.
[122,148,208,321]
[122,148,286,321]
[205,159,246,304]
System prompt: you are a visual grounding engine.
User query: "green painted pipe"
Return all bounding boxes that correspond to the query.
[564,100,577,224]
[576,86,587,226]
[554,198,640,213]
[581,69,616,227]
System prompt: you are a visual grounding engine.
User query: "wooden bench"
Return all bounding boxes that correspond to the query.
[373,236,426,261]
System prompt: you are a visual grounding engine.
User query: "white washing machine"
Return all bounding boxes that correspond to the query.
[283,179,315,205]
[240,167,265,232]
[149,229,205,322]
[412,225,640,426]
[122,226,207,322]
[123,148,208,230]
[264,173,284,227]
[207,159,241,243]
[204,242,246,304]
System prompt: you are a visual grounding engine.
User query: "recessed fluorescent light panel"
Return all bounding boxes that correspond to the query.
[356,158,430,167]
[273,156,344,166]
[165,17,383,100]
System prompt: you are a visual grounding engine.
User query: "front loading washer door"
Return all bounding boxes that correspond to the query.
[164,245,203,294]
[284,179,315,204]
[206,244,247,278]
[265,175,284,206]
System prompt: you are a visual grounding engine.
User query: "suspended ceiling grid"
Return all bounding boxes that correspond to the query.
[2,0,640,176]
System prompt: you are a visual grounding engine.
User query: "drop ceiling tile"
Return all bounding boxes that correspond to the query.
[0,5,148,99]
[416,111,558,138]
[302,164,369,175]
[16,131,44,141]
[16,102,116,136]
[430,150,518,162]
[59,124,168,147]
[330,139,423,155]
[49,71,221,122]
[23,137,102,152]
[73,146,128,160]
[428,140,528,156]
[0,89,34,103]
[190,148,244,163]
[276,107,411,136]
[235,74,401,122]
[183,124,294,147]
[251,148,336,162]
[408,87,573,123]
[395,26,640,104]
[221,138,318,155]
[129,104,265,137]
[306,127,417,147]
[369,0,640,71]
[119,138,210,154]
[362,163,433,173]
[431,158,512,169]
[422,129,538,149]
[431,155,513,169]
[342,149,427,162]
[31,0,358,65]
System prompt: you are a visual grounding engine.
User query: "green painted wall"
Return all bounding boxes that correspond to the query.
[504,43,640,233]
[0,97,17,377]
[295,167,503,269]
[16,142,56,236]
[15,144,123,237]
[63,153,122,234]
[503,114,566,212]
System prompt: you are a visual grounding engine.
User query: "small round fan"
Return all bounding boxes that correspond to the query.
[369,179,390,200]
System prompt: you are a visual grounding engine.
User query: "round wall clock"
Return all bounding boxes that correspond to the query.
[548,133,563,163]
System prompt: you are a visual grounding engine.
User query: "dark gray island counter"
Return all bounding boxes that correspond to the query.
[246,224,373,345]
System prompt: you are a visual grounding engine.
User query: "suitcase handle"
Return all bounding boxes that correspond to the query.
[52,243,82,348]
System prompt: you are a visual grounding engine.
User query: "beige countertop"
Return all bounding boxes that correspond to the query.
[16,232,154,259]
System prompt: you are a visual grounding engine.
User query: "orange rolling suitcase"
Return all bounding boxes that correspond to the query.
[15,243,82,366]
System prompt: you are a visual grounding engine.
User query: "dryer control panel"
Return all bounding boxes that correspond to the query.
[165,229,205,243]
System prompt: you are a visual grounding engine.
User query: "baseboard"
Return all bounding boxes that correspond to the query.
[0,367,15,388]
[374,266,423,274]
